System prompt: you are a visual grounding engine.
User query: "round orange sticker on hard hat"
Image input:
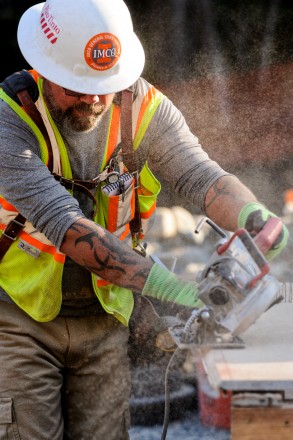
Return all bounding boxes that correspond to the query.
[84,33,121,71]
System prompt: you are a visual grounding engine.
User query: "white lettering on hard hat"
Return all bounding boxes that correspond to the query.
[93,48,117,59]
[40,4,63,44]
[84,33,121,71]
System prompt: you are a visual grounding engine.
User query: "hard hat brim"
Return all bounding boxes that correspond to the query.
[17,3,145,95]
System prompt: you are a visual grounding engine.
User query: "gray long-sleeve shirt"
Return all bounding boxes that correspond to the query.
[0,76,229,305]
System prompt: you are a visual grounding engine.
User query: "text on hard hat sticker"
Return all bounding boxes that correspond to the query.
[40,4,63,45]
[84,33,121,71]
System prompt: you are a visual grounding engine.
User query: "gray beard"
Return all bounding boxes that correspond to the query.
[42,80,109,132]
[49,102,106,133]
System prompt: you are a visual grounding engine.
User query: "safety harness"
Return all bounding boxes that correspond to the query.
[0,70,143,261]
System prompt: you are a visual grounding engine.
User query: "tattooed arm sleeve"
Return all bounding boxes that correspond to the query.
[204,175,257,231]
[60,217,203,306]
[59,175,257,291]
[60,217,153,292]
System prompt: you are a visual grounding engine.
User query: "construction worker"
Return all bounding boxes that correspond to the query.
[0,0,288,439]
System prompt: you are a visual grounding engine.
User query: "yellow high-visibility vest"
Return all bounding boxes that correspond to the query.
[0,71,163,325]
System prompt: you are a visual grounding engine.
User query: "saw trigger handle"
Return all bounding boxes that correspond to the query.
[217,228,270,288]
[254,216,283,254]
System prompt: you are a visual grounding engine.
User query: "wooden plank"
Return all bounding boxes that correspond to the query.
[198,302,293,391]
[231,407,293,440]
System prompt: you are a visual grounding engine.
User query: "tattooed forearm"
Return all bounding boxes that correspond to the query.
[75,232,96,249]
[204,175,257,231]
[60,217,153,292]
[204,178,234,210]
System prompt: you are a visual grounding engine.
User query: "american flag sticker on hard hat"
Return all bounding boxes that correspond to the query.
[40,4,62,45]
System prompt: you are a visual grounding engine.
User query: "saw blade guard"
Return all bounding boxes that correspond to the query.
[196,218,283,337]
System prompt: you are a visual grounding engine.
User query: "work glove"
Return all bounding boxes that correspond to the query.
[142,263,205,308]
[237,202,289,260]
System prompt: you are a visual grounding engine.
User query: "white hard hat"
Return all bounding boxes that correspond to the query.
[17,0,145,94]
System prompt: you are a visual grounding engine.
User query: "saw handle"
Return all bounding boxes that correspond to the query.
[217,229,268,288]
[217,217,283,287]
[253,216,283,254]
[217,228,268,269]
[217,217,283,288]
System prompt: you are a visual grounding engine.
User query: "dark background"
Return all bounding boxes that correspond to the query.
[1,0,292,211]
[1,0,292,82]
[130,0,292,83]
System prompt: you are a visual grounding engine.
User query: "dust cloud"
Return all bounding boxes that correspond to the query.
[127,0,293,213]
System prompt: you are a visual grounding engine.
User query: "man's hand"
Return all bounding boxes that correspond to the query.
[142,263,205,308]
[238,202,289,260]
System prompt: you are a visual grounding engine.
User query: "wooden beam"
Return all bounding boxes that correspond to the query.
[231,407,293,440]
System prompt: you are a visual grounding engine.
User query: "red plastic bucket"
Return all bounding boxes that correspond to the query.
[198,388,231,430]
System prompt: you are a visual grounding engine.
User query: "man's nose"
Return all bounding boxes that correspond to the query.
[79,94,100,104]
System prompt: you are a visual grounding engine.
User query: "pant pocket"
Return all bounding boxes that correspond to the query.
[0,398,20,440]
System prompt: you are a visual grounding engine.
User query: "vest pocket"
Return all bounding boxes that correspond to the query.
[97,179,135,234]
[137,163,161,237]
[0,229,64,322]
[0,398,20,440]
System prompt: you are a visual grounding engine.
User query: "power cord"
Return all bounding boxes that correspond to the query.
[160,347,181,440]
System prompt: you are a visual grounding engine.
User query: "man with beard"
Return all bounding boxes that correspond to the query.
[43,80,114,132]
[0,0,288,439]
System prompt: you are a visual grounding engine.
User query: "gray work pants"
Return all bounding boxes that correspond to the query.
[0,302,131,440]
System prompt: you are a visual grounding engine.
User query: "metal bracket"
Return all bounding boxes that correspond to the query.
[232,392,293,408]
[168,325,245,350]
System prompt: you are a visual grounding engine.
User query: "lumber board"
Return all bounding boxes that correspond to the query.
[231,407,293,440]
[198,302,293,391]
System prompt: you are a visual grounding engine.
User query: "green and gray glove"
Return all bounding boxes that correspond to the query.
[142,263,205,308]
[238,202,289,260]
